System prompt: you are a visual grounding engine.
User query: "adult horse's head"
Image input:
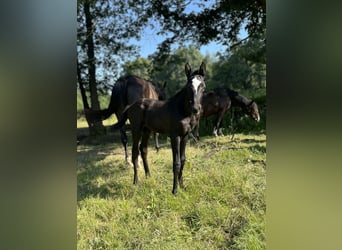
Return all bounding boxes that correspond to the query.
[246,100,260,122]
[184,62,206,115]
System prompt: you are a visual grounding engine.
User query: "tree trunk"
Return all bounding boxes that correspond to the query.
[77,59,95,132]
[83,0,105,135]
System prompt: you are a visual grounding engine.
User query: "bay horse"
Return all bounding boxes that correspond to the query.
[85,75,167,161]
[112,62,206,194]
[193,87,260,140]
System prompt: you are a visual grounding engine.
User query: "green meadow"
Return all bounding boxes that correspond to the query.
[77,132,266,249]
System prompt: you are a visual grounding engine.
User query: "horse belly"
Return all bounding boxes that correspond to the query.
[145,112,170,134]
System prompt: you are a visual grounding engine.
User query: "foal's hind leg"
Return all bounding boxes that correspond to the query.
[120,125,129,163]
[131,129,141,185]
[139,128,152,178]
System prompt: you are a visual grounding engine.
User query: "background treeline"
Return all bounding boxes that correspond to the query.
[77,0,266,135]
[78,40,266,135]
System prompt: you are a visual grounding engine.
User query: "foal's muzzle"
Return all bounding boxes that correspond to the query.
[192,107,199,115]
[192,104,201,115]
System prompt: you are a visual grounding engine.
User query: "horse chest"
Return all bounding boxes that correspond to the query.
[178,117,193,135]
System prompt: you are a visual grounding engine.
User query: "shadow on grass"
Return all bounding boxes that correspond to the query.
[77,161,130,201]
[77,125,170,202]
[77,126,132,201]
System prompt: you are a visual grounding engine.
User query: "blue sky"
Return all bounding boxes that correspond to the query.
[134,27,247,58]
[130,1,248,59]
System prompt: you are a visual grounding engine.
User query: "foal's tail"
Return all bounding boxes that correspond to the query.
[111,104,131,131]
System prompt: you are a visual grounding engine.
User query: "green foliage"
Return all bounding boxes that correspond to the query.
[122,58,153,79]
[143,0,266,59]
[77,0,150,92]
[151,45,205,95]
[77,90,110,112]
[77,134,266,249]
[122,45,215,96]
[209,38,266,91]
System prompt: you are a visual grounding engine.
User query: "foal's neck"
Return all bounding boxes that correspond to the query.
[169,87,192,116]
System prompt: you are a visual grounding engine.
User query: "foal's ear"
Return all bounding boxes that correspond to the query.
[185,63,192,78]
[199,62,206,77]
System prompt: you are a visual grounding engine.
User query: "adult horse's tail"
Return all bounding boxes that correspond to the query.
[84,77,128,121]
[84,108,112,122]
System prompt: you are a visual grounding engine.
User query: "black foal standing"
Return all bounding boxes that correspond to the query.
[112,62,206,194]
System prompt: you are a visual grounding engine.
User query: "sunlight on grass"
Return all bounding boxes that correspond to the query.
[77,116,118,129]
[77,133,266,249]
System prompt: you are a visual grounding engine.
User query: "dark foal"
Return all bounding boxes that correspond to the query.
[112,62,206,194]
[85,75,167,161]
[193,87,260,139]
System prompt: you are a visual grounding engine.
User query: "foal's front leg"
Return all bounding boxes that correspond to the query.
[170,136,181,195]
[154,132,160,152]
[179,136,188,190]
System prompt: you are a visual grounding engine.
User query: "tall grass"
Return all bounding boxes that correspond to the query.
[77,133,266,249]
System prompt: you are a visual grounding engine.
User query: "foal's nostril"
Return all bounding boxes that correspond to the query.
[192,107,198,114]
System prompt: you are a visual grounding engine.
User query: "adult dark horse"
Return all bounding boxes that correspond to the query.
[193,87,260,139]
[112,62,206,194]
[85,75,167,162]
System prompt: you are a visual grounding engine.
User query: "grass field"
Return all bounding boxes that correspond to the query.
[77,131,266,249]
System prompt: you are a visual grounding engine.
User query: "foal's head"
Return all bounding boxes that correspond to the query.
[246,101,260,122]
[184,62,206,115]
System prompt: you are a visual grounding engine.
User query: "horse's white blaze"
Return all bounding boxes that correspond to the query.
[192,77,201,94]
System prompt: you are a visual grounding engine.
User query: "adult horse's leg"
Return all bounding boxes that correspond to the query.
[154,132,160,152]
[140,128,152,177]
[216,110,226,136]
[178,136,188,190]
[212,110,225,136]
[170,136,181,195]
[115,112,129,163]
[212,115,219,137]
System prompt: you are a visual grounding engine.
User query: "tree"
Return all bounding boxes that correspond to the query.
[122,58,153,80]
[150,45,206,95]
[210,37,266,91]
[77,0,149,134]
[141,0,266,62]
[77,0,266,134]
